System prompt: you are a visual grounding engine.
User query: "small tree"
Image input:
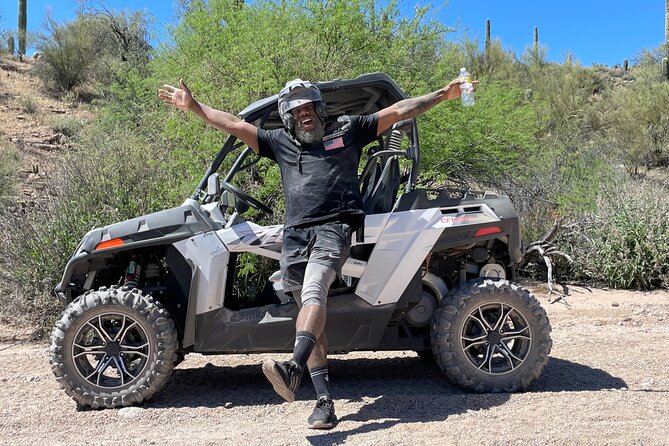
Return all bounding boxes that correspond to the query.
[35,14,96,91]
[35,7,152,93]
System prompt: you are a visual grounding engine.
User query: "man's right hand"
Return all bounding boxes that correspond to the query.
[158,79,195,111]
[158,78,260,153]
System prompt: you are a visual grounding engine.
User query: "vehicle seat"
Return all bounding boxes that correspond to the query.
[361,155,400,214]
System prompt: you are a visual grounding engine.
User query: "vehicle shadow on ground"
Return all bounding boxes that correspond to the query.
[151,356,626,432]
[304,356,628,445]
[152,355,489,410]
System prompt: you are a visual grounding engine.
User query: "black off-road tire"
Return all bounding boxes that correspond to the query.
[50,286,178,408]
[431,279,552,393]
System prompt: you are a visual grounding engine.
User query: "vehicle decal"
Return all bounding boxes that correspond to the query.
[258,312,294,324]
[434,212,497,228]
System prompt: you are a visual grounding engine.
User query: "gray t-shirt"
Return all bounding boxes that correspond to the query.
[257,114,378,229]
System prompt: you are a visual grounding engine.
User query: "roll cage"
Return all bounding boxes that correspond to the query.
[191,72,421,204]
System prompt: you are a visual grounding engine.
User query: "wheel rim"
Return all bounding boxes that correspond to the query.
[460,302,532,375]
[71,312,151,389]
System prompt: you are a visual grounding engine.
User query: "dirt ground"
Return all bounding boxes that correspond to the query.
[0,285,668,446]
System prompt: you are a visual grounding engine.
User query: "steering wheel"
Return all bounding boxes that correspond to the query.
[220,180,273,215]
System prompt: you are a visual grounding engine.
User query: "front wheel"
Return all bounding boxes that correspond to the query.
[50,286,178,408]
[431,279,552,393]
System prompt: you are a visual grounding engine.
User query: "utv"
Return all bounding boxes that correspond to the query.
[50,73,552,409]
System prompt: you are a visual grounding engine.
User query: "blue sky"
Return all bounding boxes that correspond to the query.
[1,0,665,67]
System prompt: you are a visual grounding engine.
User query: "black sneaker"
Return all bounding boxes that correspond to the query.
[262,359,302,403]
[307,396,337,429]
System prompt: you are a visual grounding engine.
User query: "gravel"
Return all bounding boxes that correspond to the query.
[1,285,668,445]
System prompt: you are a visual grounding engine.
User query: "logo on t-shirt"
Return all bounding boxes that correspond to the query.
[323,136,344,151]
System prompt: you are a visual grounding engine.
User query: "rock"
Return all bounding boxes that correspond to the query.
[224,402,233,409]
[611,302,619,307]
[48,133,64,144]
[118,407,144,419]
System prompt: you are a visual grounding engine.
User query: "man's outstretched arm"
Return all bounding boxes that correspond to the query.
[159,79,260,153]
[376,78,475,136]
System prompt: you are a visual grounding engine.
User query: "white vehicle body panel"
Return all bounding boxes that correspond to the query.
[173,231,229,315]
[179,203,501,310]
[355,209,444,305]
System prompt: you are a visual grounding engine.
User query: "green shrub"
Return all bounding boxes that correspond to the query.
[34,9,151,93]
[34,15,96,91]
[605,66,669,172]
[0,145,19,205]
[0,122,188,333]
[49,115,85,137]
[565,176,669,289]
[19,95,38,114]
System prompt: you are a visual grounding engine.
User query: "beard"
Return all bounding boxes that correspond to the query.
[294,120,325,144]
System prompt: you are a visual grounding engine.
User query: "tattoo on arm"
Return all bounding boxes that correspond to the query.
[394,90,444,120]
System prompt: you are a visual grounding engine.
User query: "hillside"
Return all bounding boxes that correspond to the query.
[0,55,91,203]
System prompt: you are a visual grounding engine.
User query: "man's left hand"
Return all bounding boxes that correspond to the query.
[442,78,480,101]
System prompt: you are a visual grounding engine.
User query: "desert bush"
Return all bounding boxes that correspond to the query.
[563,176,669,290]
[49,115,85,137]
[605,66,669,172]
[19,95,38,114]
[634,45,665,67]
[0,144,19,205]
[418,81,539,188]
[34,7,151,93]
[0,122,187,331]
[34,15,97,91]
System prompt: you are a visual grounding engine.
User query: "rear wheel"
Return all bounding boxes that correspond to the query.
[50,286,178,408]
[431,279,552,392]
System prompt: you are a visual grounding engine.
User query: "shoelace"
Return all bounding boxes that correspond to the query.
[316,398,334,411]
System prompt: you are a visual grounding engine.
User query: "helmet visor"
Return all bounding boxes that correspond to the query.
[280,87,322,114]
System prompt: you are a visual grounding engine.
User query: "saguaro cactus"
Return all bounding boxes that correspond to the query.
[485,19,491,52]
[665,0,669,80]
[18,0,27,56]
[8,34,15,56]
[533,26,539,64]
[623,58,628,71]
[666,0,669,58]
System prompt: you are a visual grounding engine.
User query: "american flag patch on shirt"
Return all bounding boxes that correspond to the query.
[323,136,344,151]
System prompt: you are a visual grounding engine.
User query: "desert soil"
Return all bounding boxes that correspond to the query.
[0,285,668,446]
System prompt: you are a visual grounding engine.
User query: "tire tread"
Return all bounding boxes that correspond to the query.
[49,286,178,408]
[431,279,552,393]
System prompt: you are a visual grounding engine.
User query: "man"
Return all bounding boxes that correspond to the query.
[159,75,468,429]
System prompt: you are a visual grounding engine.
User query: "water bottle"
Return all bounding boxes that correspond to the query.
[459,67,475,107]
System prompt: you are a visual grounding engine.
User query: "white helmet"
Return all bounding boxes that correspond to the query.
[278,79,328,131]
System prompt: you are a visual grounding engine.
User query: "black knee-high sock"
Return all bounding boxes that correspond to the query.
[309,365,330,399]
[292,331,317,369]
